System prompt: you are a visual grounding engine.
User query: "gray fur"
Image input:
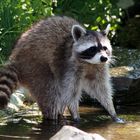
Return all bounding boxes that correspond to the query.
[0,16,118,121]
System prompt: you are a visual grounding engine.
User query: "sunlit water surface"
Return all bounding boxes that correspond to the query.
[0,106,140,140]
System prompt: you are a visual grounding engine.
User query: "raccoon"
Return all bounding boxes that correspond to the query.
[0,16,123,122]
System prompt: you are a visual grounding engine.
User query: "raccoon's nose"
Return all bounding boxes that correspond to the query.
[100,56,108,62]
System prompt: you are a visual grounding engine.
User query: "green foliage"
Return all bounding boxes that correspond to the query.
[0,0,52,60]
[54,0,122,38]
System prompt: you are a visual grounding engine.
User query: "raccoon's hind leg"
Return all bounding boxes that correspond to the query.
[36,92,62,120]
[30,81,64,121]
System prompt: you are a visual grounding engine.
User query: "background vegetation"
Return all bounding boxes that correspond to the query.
[0,0,123,62]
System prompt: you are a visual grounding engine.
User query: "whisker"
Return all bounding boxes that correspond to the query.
[108,55,117,66]
[112,55,120,61]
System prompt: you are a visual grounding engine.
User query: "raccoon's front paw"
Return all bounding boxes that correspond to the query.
[73,117,80,123]
[113,117,126,123]
[0,92,9,109]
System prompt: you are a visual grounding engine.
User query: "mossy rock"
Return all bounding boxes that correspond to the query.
[118,17,140,49]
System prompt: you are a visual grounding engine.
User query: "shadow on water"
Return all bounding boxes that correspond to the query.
[0,106,140,140]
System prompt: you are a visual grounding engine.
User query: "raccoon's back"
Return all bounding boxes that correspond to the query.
[9,16,79,84]
[10,16,79,62]
[13,16,78,50]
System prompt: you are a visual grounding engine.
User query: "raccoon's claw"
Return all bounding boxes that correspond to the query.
[113,117,126,123]
[73,117,80,123]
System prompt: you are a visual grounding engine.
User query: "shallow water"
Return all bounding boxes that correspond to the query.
[0,106,140,140]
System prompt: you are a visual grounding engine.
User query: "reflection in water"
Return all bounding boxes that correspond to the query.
[0,106,140,140]
[30,120,63,140]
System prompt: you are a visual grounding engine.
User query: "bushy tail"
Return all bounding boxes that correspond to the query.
[0,65,18,108]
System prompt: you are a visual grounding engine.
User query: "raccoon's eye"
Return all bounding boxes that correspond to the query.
[89,46,97,51]
[103,46,107,51]
[78,46,97,59]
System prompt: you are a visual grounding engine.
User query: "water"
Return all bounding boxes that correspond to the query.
[0,106,140,140]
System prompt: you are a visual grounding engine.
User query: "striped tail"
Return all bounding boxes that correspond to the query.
[0,65,18,108]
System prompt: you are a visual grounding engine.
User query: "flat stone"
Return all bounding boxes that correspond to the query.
[50,125,106,140]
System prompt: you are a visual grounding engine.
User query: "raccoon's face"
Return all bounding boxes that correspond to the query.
[71,24,112,64]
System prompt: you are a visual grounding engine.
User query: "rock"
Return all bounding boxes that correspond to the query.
[111,66,140,105]
[50,125,106,140]
[8,88,25,111]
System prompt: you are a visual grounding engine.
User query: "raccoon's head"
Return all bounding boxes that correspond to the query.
[71,24,112,64]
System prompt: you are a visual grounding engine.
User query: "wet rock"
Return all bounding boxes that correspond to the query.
[50,125,106,140]
[111,66,140,105]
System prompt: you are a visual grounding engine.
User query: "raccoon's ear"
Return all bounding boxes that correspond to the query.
[71,25,86,42]
[102,24,111,36]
